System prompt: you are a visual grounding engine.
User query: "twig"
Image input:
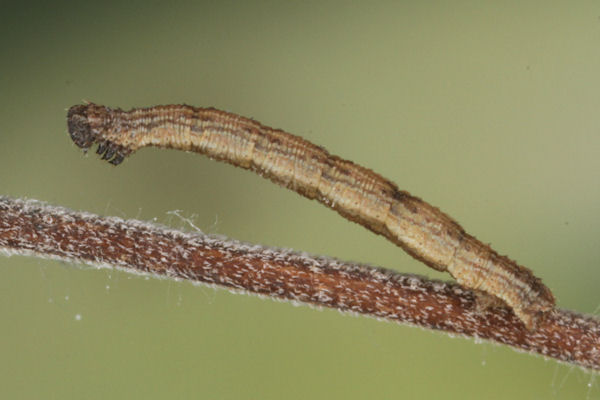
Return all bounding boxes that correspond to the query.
[1,196,598,371]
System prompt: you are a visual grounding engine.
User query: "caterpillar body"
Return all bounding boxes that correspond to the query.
[67,103,555,329]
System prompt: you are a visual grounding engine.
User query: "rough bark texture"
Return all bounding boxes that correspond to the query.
[1,197,597,371]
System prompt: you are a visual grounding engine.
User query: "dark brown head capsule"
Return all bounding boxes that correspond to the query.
[67,104,96,150]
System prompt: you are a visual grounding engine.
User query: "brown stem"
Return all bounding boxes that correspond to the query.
[1,196,598,370]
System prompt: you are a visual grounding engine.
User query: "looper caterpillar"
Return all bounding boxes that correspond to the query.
[67,102,555,329]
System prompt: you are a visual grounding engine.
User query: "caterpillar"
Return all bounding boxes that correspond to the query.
[67,102,555,329]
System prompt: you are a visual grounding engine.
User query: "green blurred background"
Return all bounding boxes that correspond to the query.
[1,1,599,398]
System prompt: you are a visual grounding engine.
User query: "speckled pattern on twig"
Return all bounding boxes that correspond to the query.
[0,197,597,370]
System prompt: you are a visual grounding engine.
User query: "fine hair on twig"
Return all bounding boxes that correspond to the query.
[0,196,598,371]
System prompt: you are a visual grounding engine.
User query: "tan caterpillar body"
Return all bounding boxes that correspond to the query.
[67,103,555,328]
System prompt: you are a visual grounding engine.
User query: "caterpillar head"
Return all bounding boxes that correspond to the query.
[67,104,96,149]
[67,103,130,165]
